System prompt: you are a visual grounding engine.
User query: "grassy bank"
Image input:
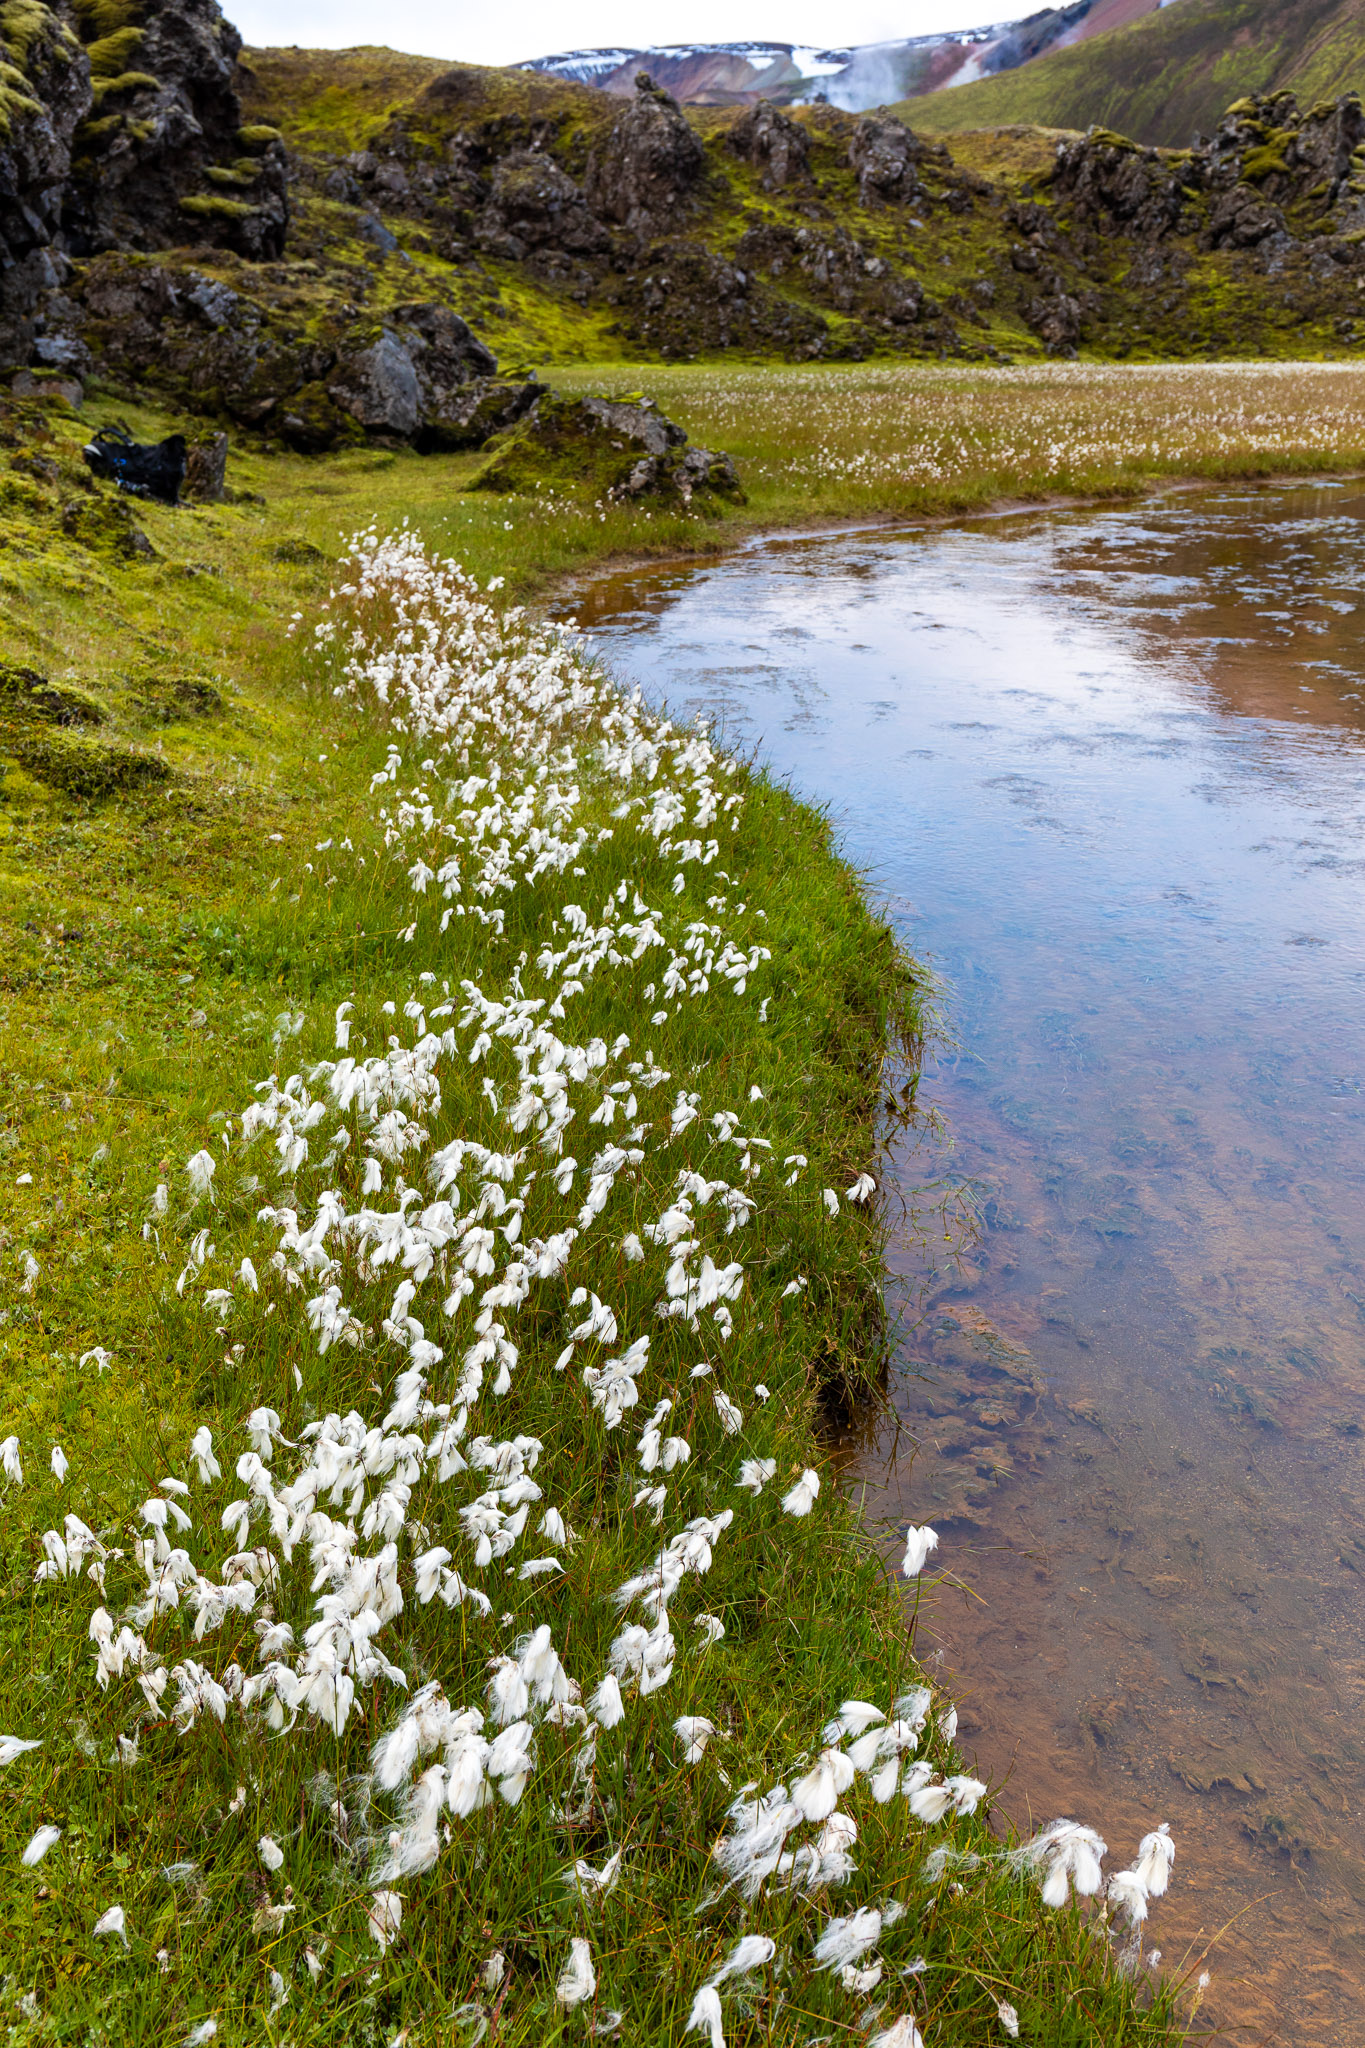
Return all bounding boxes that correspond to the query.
[0,354,1335,2042]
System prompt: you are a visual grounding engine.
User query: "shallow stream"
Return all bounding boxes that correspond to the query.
[573,484,1365,2046]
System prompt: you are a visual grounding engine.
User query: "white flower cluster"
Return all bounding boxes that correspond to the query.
[6,531,1176,2039]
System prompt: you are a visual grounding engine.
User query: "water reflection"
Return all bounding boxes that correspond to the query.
[572,484,1365,2048]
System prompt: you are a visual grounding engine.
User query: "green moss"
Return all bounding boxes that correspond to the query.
[84,22,141,74]
[88,66,156,98]
[0,0,76,66]
[178,191,254,220]
[0,662,105,726]
[5,726,170,795]
[236,120,281,148]
[71,0,142,42]
[204,162,256,188]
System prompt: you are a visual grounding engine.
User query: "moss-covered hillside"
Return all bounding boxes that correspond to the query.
[901,0,1365,147]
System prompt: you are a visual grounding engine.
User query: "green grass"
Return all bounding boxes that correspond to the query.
[6,355,1351,2039]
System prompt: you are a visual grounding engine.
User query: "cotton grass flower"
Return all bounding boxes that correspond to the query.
[1107,1867,1149,1926]
[258,1836,285,1872]
[901,1525,939,1578]
[50,1446,68,1485]
[185,1150,215,1200]
[1134,1821,1175,1895]
[870,2018,925,2048]
[782,1468,820,1516]
[0,1737,40,1766]
[687,1986,724,2047]
[556,1935,596,2007]
[93,1904,128,1947]
[674,1715,718,1763]
[21,1825,60,1865]
[995,2001,1020,2039]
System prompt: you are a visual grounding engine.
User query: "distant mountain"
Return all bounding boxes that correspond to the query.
[899,0,1365,145]
[520,0,1165,112]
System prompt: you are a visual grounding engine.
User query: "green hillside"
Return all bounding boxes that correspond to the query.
[899,0,1365,145]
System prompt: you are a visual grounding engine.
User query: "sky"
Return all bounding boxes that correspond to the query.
[226,0,1004,69]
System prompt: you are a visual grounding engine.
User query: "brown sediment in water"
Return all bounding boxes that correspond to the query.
[578,482,1365,2047]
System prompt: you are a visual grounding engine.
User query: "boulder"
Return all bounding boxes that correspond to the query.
[474,150,608,259]
[727,102,809,192]
[469,391,743,506]
[183,430,227,500]
[328,328,421,438]
[1025,292,1082,354]
[583,73,704,244]
[848,116,932,207]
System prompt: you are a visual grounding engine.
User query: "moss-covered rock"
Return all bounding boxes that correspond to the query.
[469,391,743,506]
[6,725,170,793]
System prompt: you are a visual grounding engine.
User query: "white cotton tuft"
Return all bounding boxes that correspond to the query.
[21,1825,60,1866]
[1134,1821,1175,1896]
[590,1673,625,1729]
[556,1936,596,2008]
[367,1889,403,1954]
[707,1933,775,1987]
[674,1715,718,1764]
[0,1736,41,1766]
[185,1150,216,1199]
[189,1427,220,1485]
[996,2000,1020,2039]
[870,2019,925,2048]
[50,1446,68,1485]
[781,1468,820,1517]
[901,1525,939,1578]
[814,1905,882,1970]
[791,1747,855,1823]
[687,1985,725,2048]
[258,1836,284,1872]
[93,1904,128,1947]
[1107,1868,1149,1927]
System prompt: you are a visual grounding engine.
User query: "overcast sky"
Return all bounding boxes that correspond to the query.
[227,0,1002,69]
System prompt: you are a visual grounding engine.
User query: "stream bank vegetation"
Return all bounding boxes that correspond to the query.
[1,352,1340,2041]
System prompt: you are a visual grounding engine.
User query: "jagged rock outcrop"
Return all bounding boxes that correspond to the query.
[848,115,940,208]
[0,2,91,316]
[49,253,534,450]
[583,73,704,243]
[621,237,828,358]
[727,101,809,192]
[1052,91,1365,255]
[0,0,286,346]
[62,0,287,260]
[473,149,608,263]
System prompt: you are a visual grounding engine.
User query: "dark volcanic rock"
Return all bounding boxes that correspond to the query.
[848,115,936,207]
[474,149,607,260]
[727,102,809,192]
[1053,92,1365,254]
[583,73,704,244]
[623,237,827,356]
[57,256,535,452]
[1025,291,1082,354]
[0,2,92,327]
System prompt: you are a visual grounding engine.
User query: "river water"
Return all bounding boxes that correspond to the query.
[571,484,1365,2045]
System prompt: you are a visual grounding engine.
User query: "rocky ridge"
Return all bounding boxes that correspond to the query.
[5,15,1365,460]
